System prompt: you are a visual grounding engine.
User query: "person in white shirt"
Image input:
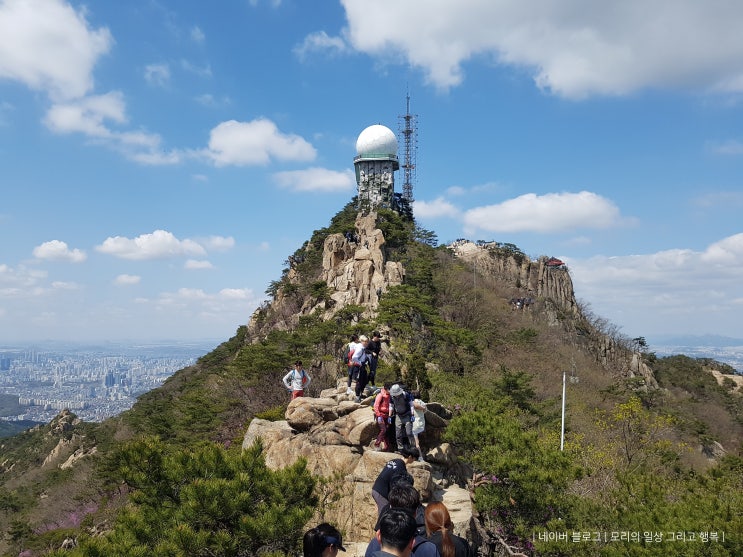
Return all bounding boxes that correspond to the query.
[283,360,311,399]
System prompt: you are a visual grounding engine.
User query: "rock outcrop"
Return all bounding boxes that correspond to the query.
[449,240,579,317]
[242,382,475,555]
[320,212,405,313]
[247,211,404,339]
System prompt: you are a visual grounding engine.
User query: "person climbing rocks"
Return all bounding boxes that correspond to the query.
[346,334,360,392]
[374,382,393,451]
[370,448,419,515]
[424,502,470,557]
[282,360,311,400]
[368,331,382,386]
[390,384,416,451]
[352,335,370,402]
[411,391,427,462]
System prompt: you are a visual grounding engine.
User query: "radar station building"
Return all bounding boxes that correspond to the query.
[354,124,399,209]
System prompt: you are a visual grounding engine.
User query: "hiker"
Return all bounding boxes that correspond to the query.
[371,509,419,557]
[373,382,393,451]
[346,334,360,391]
[282,360,311,399]
[390,384,416,451]
[303,522,347,557]
[371,448,419,514]
[353,335,371,402]
[424,502,470,557]
[411,391,427,462]
[365,484,439,557]
[368,331,382,385]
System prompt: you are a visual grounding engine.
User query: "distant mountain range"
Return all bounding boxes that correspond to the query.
[649,334,743,348]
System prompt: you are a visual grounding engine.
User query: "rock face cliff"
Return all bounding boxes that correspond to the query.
[248,211,404,338]
[321,212,405,311]
[243,382,477,556]
[449,240,579,318]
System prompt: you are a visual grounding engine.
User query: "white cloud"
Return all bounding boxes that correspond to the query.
[692,191,743,208]
[44,91,126,137]
[463,191,624,234]
[340,0,743,97]
[185,259,213,270]
[144,63,170,87]
[198,235,235,251]
[567,232,743,337]
[273,167,354,192]
[32,240,87,262]
[51,280,78,290]
[190,26,205,43]
[294,31,348,61]
[194,93,230,107]
[95,230,206,260]
[114,274,141,286]
[248,0,282,7]
[180,59,212,78]
[0,264,47,291]
[0,0,112,101]
[44,92,182,165]
[413,197,460,219]
[709,140,743,155]
[203,119,316,166]
[701,233,743,264]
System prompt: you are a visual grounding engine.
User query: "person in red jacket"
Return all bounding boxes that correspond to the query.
[373,382,393,450]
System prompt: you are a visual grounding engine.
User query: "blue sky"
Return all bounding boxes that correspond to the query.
[1,0,743,345]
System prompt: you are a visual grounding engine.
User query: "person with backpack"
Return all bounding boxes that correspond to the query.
[373,382,393,451]
[371,448,419,514]
[346,334,361,393]
[283,360,311,399]
[411,391,427,462]
[390,384,416,451]
[353,335,371,402]
[367,331,382,386]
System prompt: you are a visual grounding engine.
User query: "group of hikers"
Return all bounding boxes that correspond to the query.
[283,334,467,556]
[303,449,470,557]
[283,332,427,459]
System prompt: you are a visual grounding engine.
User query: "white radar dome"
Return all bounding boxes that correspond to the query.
[356,124,398,157]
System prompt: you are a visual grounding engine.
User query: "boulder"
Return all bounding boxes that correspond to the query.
[242,418,294,451]
[285,397,339,431]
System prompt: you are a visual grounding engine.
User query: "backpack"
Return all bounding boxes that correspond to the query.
[293,369,308,386]
[391,392,411,416]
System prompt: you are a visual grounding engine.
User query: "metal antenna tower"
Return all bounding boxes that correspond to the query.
[398,91,418,203]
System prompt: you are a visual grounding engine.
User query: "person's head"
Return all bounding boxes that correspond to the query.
[302,523,346,557]
[389,384,404,398]
[359,334,369,345]
[383,381,393,392]
[372,331,380,340]
[387,483,420,512]
[424,501,453,534]
[350,334,359,342]
[424,502,456,557]
[294,360,303,368]
[376,509,417,555]
[410,390,421,400]
[399,447,420,463]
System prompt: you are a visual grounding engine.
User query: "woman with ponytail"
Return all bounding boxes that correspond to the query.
[424,502,470,557]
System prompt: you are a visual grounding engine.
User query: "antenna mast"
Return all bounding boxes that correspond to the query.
[398,91,418,203]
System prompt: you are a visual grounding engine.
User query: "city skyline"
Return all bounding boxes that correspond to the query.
[1,0,743,344]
